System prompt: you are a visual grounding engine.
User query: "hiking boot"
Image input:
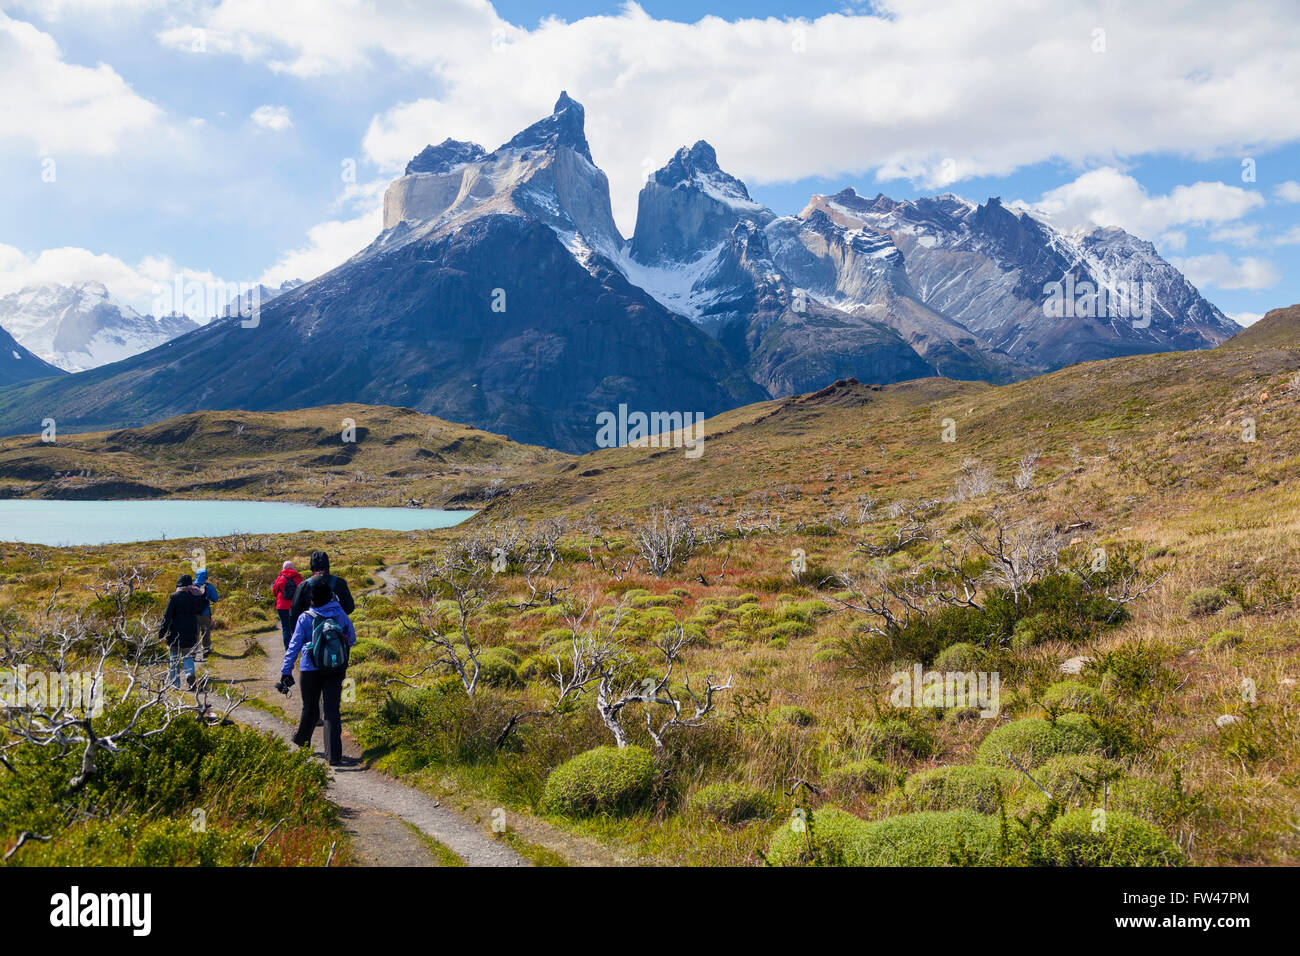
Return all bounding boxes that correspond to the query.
[186,674,197,691]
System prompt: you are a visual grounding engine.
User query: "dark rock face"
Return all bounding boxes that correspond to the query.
[0,326,64,387]
[0,216,762,452]
[405,139,487,175]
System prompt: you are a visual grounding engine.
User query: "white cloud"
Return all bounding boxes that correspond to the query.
[156,0,1300,233]
[258,182,386,286]
[1167,253,1280,291]
[250,104,293,131]
[1024,168,1265,237]
[1230,311,1264,326]
[1275,181,1300,203]
[1209,224,1263,246]
[1275,226,1300,245]
[0,11,160,155]
[0,243,225,316]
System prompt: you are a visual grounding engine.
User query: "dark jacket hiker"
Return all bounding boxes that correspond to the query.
[159,574,209,650]
[289,550,354,631]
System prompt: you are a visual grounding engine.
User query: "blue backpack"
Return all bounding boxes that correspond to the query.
[308,614,349,674]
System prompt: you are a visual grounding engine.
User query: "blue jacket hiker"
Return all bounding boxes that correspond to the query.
[278,577,356,766]
[195,568,219,658]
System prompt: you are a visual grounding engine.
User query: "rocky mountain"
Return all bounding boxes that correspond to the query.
[0,95,763,452]
[0,93,1239,450]
[0,325,64,386]
[0,282,197,373]
[804,189,1240,369]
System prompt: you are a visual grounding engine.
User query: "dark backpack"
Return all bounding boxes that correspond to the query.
[281,575,298,604]
[308,614,349,674]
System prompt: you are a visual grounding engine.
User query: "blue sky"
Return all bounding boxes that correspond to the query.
[1,0,1297,325]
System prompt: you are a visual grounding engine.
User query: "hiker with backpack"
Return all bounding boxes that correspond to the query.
[272,560,304,649]
[194,568,219,660]
[288,550,354,631]
[159,573,209,690]
[276,577,356,766]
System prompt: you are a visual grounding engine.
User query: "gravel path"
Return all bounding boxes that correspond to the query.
[209,625,528,868]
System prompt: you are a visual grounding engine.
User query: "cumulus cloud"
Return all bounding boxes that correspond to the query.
[250,104,292,131]
[1024,168,1265,237]
[1230,311,1264,326]
[152,0,1300,232]
[0,11,160,155]
[1167,253,1280,291]
[1275,181,1300,203]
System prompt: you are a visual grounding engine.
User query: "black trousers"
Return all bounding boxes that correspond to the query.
[293,668,345,764]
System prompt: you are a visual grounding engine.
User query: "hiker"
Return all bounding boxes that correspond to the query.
[276,577,356,766]
[288,550,355,630]
[272,560,304,649]
[159,573,209,690]
[195,568,219,660]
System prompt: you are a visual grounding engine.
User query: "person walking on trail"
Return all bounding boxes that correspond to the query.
[276,577,356,766]
[272,560,304,649]
[194,567,219,660]
[289,550,354,631]
[159,573,209,690]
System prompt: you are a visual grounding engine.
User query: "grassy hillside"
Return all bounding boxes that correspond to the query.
[1224,304,1300,350]
[0,403,570,507]
[4,324,1299,867]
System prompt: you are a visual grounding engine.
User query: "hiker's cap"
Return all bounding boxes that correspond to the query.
[309,550,330,572]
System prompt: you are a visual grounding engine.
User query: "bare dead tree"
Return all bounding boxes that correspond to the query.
[1,605,245,795]
[633,508,698,578]
[547,602,731,749]
[962,509,1062,607]
[1014,451,1040,491]
[856,499,938,557]
[396,552,496,695]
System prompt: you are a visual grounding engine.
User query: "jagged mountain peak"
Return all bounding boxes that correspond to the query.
[653,141,748,199]
[629,140,769,264]
[499,90,593,163]
[405,138,486,175]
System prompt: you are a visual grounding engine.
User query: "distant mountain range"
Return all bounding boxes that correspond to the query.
[0,279,305,374]
[0,93,1239,451]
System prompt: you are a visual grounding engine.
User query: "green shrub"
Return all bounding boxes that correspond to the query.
[766,808,1000,866]
[542,746,657,817]
[688,783,777,825]
[977,715,1101,769]
[1040,680,1102,712]
[1206,629,1243,650]
[770,705,817,727]
[1047,809,1184,866]
[1036,754,1122,805]
[858,717,936,760]
[349,637,400,664]
[473,649,521,688]
[1182,587,1231,618]
[904,765,1021,813]
[824,758,896,795]
[934,642,984,670]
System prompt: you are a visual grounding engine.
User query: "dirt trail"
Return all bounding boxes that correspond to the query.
[207,624,527,868]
